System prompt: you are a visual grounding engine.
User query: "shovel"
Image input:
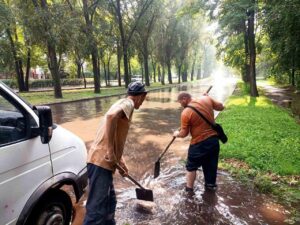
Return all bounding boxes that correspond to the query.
[116,164,154,202]
[154,137,176,178]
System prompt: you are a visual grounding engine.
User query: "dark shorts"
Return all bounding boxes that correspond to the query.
[186,136,219,172]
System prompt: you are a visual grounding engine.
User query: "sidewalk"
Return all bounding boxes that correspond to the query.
[259,82,300,121]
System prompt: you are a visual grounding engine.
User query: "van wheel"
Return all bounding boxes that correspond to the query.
[28,190,72,225]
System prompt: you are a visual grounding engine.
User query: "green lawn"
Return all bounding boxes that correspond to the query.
[216,83,300,220]
[217,83,300,175]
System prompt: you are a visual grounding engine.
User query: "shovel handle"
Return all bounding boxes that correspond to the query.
[206,85,213,94]
[126,174,145,189]
[116,164,145,189]
[157,136,176,161]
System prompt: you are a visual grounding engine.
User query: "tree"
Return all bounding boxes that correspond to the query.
[152,16,167,85]
[247,0,258,96]
[82,0,101,93]
[208,0,259,96]
[174,14,202,83]
[28,0,65,98]
[109,0,154,87]
[262,0,300,87]
[0,0,31,91]
[134,1,158,86]
[65,0,89,87]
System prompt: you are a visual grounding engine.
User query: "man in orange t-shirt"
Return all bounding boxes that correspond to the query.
[173,91,224,192]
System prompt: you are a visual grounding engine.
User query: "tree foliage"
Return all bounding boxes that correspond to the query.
[262,0,300,87]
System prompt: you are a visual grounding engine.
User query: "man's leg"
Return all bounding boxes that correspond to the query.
[83,164,113,225]
[105,183,117,225]
[202,146,220,189]
[186,170,196,191]
[186,142,203,192]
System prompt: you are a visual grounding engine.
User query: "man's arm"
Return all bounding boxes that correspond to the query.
[106,107,130,176]
[105,107,124,163]
[174,126,189,138]
[211,97,225,111]
[173,110,190,138]
[118,157,128,177]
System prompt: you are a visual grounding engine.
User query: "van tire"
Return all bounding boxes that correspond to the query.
[26,189,72,225]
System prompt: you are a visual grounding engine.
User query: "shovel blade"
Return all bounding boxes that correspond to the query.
[135,188,154,202]
[154,161,160,178]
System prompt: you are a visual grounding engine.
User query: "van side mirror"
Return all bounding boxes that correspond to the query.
[34,106,53,144]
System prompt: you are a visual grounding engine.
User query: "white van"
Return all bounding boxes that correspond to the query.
[0,81,87,225]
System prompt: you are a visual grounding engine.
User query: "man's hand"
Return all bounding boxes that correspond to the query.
[117,162,128,177]
[173,130,180,137]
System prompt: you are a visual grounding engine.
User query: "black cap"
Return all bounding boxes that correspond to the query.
[127,81,147,96]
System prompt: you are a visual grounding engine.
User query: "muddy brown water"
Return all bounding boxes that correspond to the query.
[51,78,290,225]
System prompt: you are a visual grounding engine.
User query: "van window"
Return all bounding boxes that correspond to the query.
[0,94,27,145]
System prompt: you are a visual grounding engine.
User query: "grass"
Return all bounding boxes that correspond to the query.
[216,82,300,222]
[217,83,300,175]
[18,82,183,105]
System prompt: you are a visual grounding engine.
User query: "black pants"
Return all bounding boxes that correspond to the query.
[186,136,220,185]
[83,164,117,225]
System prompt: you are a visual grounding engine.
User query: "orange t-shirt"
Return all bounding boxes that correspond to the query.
[181,97,218,145]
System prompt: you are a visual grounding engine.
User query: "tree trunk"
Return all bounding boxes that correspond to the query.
[167,61,172,84]
[121,39,129,87]
[117,41,122,86]
[143,47,150,86]
[108,55,111,86]
[248,2,259,97]
[151,57,156,83]
[98,57,101,87]
[191,52,197,82]
[103,60,108,86]
[91,49,100,92]
[243,20,250,83]
[158,65,161,82]
[82,65,87,88]
[191,60,195,81]
[153,64,156,83]
[47,42,62,98]
[141,66,144,83]
[6,28,26,92]
[161,65,165,85]
[182,68,188,82]
[76,61,81,78]
[291,51,295,86]
[128,57,132,80]
[178,65,182,84]
[24,48,31,91]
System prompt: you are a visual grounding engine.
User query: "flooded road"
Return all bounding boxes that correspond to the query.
[51,77,290,224]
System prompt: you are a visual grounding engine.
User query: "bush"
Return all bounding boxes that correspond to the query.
[29,79,54,88]
[1,79,18,89]
[60,79,83,86]
[1,79,94,89]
